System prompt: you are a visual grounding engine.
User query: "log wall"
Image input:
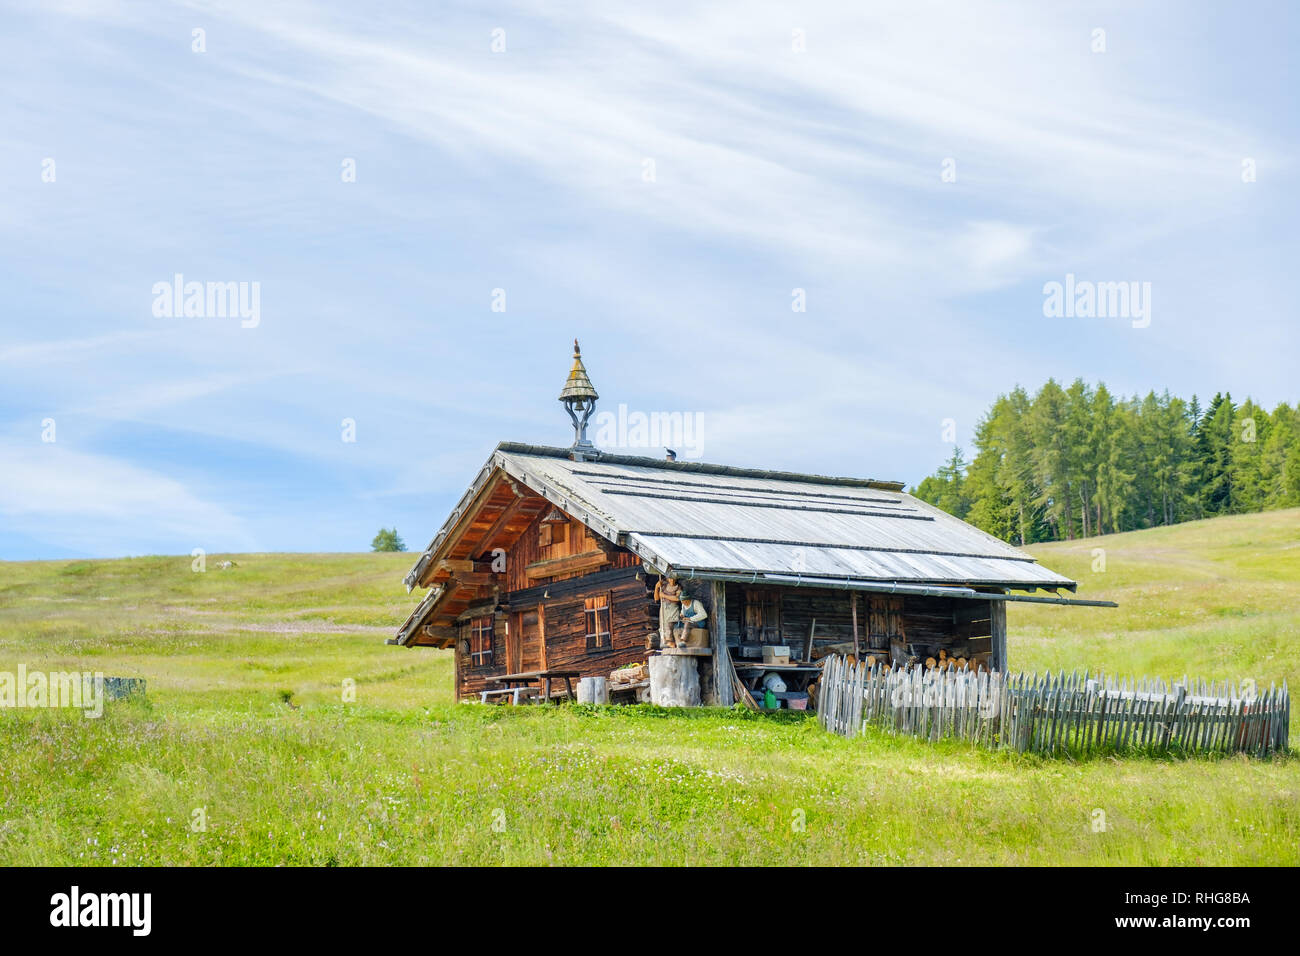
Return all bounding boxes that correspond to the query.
[504,507,639,592]
[455,612,511,702]
[457,568,1001,700]
[456,563,658,701]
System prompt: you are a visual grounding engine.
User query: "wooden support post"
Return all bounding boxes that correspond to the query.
[711,581,734,706]
[850,592,861,658]
[990,599,1007,672]
[537,603,548,671]
[506,614,520,674]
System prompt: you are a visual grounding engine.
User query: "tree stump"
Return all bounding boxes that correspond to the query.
[577,676,609,705]
[649,655,700,707]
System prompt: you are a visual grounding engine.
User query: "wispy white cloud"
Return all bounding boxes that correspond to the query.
[0,330,159,366]
[188,0,1268,296]
[0,0,1292,558]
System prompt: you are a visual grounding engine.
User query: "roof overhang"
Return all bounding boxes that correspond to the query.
[656,568,1116,607]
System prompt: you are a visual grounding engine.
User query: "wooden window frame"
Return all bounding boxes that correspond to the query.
[584,593,613,651]
[468,614,495,668]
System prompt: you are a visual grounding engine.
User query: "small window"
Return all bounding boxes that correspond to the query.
[539,522,568,547]
[469,615,495,667]
[584,594,612,650]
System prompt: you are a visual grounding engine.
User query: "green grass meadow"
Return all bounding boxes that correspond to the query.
[1,511,1297,866]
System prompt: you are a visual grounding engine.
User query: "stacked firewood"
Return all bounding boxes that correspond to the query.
[840,648,990,674]
[610,662,649,684]
[922,649,988,672]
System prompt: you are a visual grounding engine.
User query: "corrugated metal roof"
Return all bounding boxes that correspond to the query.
[482,444,1075,590]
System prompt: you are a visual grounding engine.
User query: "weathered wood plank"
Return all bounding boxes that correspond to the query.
[711,580,734,707]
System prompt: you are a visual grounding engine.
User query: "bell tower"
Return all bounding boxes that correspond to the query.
[558,339,599,460]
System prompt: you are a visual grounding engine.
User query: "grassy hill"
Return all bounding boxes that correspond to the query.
[0,511,1296,866]
[1016,508,1300,694]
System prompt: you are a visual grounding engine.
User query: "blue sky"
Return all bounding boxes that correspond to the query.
[1,0,1296,560]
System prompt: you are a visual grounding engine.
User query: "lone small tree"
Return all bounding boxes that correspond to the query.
[371,527,406,552]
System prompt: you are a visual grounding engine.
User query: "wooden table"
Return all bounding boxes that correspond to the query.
[487,669,582,703]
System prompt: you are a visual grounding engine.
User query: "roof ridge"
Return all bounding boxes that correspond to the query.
[494,441,905,491]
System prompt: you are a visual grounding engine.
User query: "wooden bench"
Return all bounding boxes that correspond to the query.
[607,679,651,704]
[480,686,538,705]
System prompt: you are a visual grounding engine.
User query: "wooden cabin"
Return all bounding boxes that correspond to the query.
[390,342,1106,707]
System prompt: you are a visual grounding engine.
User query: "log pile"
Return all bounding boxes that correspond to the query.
[611,661,649,684]
[816,648,991,675]
[920,649,991,673]
[811,640,988,672]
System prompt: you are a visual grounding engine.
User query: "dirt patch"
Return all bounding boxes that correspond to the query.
[139,621,393,637]
[234,621,393,635]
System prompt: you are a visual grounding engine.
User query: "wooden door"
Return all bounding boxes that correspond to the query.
[744,588,782,643]
[517,609,543,672]
[505,614,521,674]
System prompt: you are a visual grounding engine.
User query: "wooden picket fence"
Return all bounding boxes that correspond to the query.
[817,655,1290,757]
